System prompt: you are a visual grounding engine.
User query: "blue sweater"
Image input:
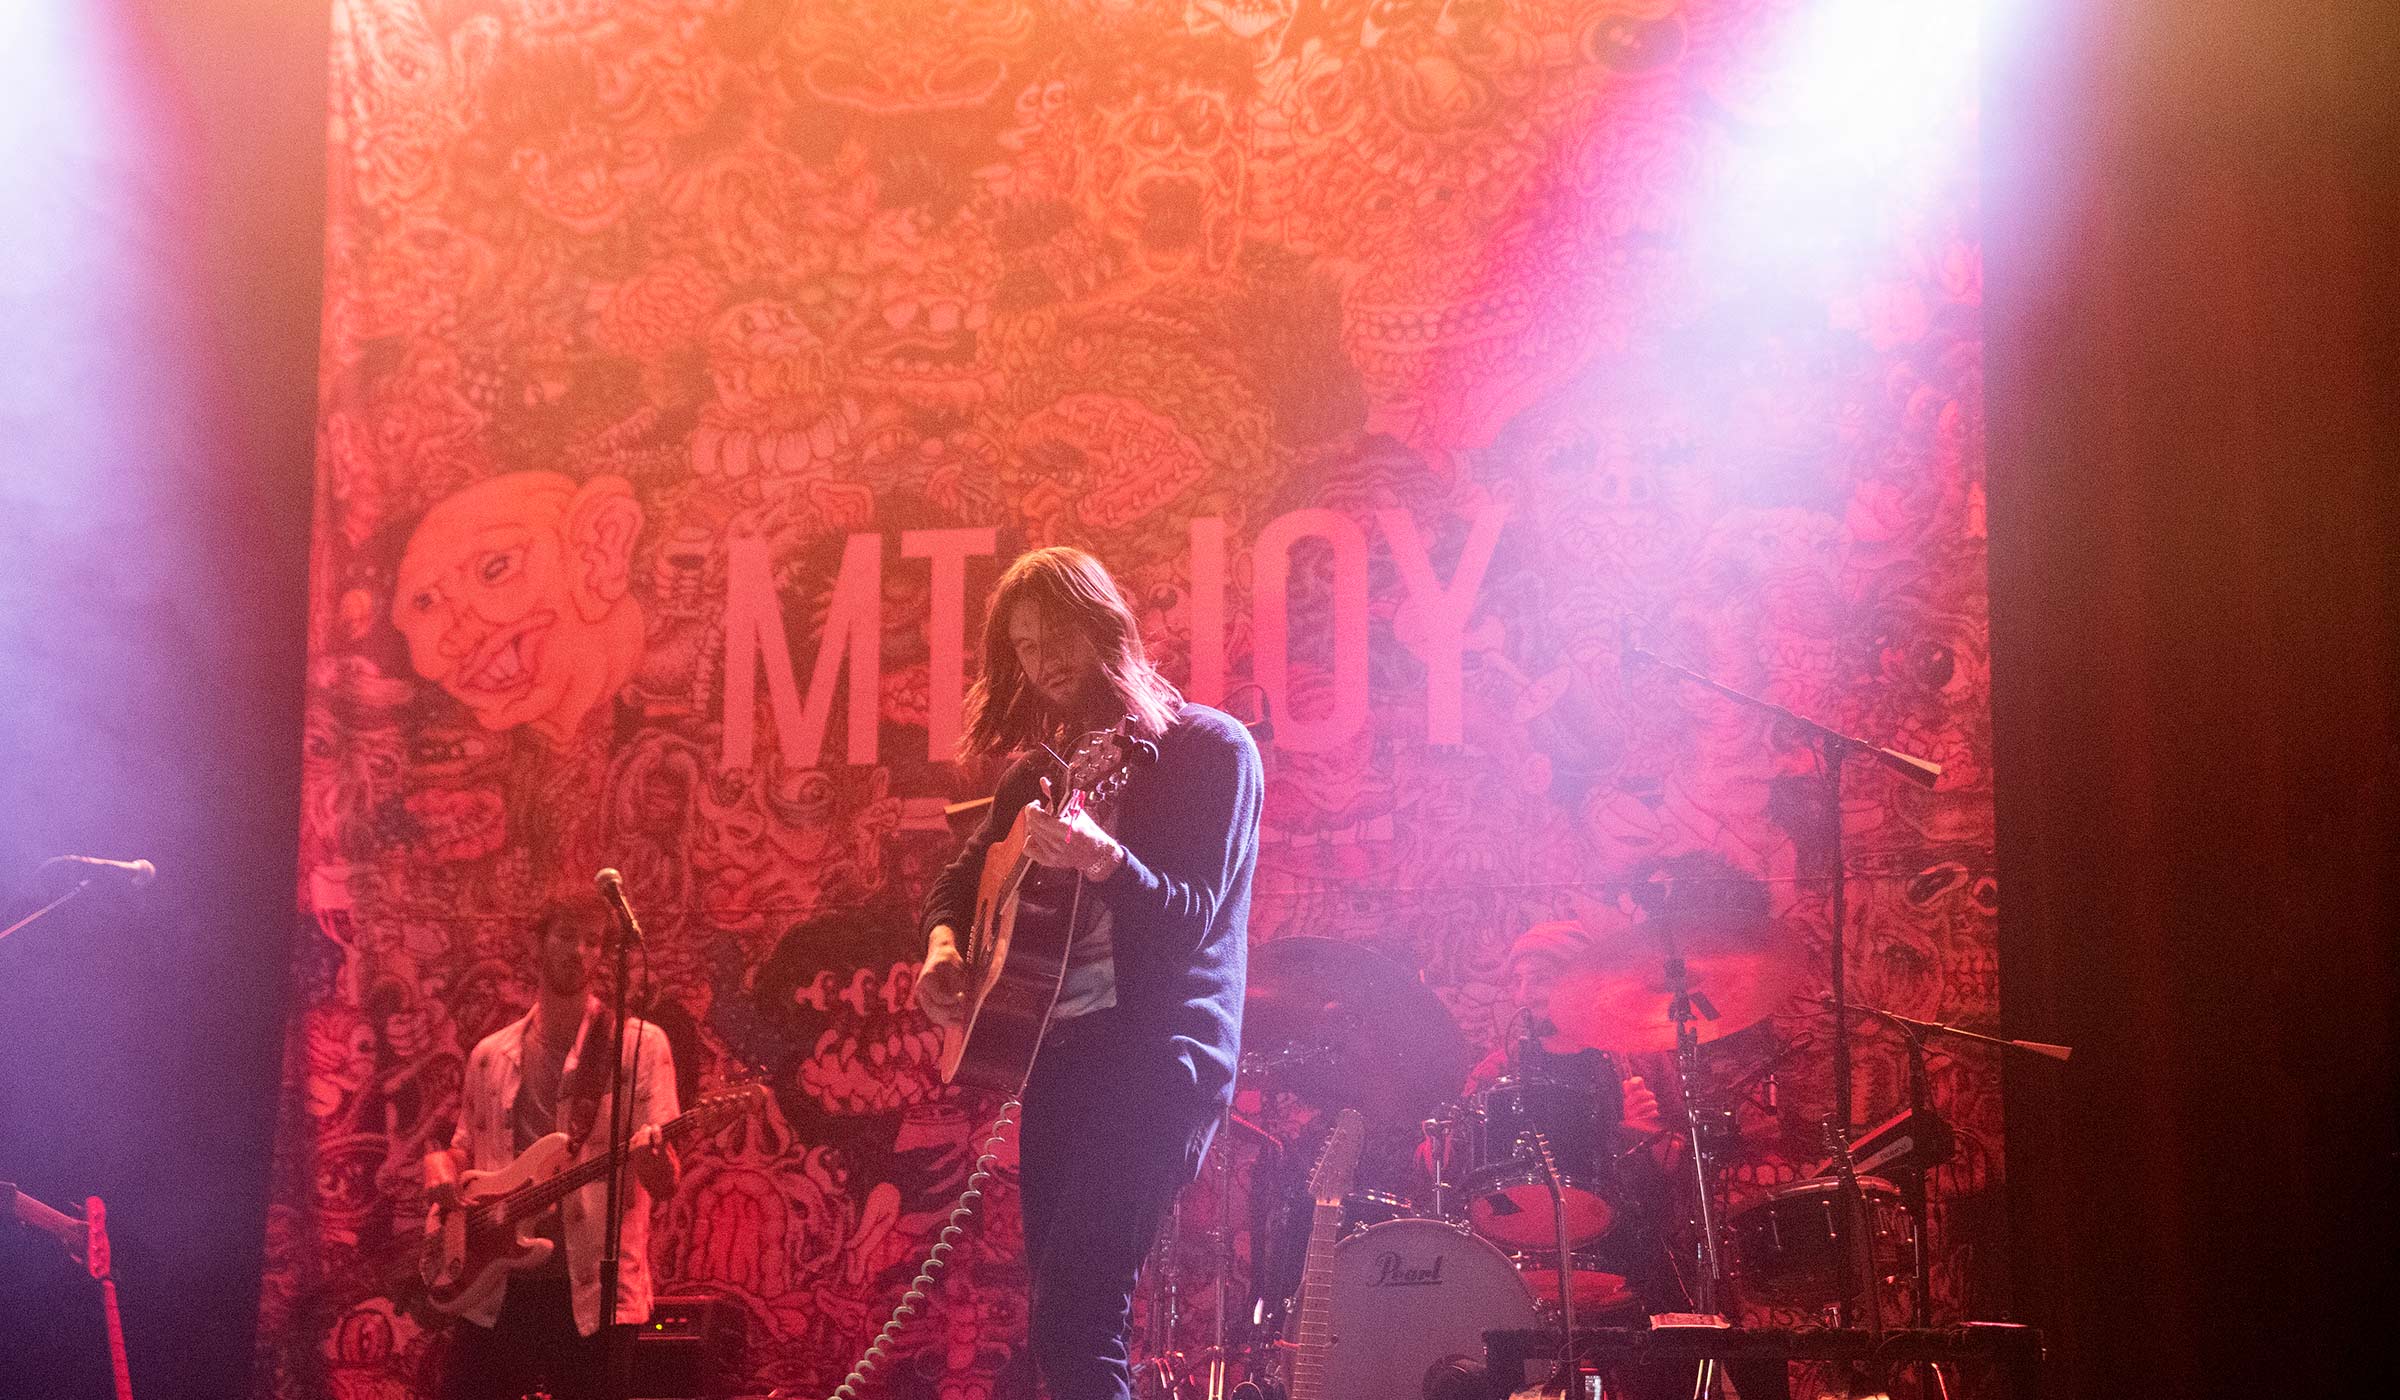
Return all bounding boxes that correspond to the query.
[923,702,1262,1108]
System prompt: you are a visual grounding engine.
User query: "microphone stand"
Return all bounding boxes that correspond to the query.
[1822,999,2071,1327]
[1820,1001,2067,1400]
[0,881,91,947]
[1625,646,1942,1328]
[595,872,646,1400]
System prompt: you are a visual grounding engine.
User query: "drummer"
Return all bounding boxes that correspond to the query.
[1455,918,1687,1310]
[1469,918,1671,1142]
[1479,918,1800,1400]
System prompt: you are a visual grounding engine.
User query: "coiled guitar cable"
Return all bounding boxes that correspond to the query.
[790,1094,1024,1400]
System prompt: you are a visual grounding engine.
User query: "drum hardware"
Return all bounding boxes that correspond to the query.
[1658,942,1733,1400]
[1812,1000,2073,1400]
[1623,641,1943,1200]
[1243,937,1471,1132]
[1460,1076,1616,1251]
[1339,1189,1415,1238]
[1138,1106,1285,1400]
[1816,1117,1886,1342]
[1421,1116,1452,1221]
[1512,1129,1579,1395]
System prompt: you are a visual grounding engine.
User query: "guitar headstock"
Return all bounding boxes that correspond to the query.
[1058,719,1142,811]
[84,1196,111,1282]
[677,1083,770,1138]
[1308,1109,1366,1209]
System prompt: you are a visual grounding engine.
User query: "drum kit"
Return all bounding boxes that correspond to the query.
[1135,919,1948,1400]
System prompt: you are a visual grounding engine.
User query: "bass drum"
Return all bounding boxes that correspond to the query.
[1320,1219,1540,1400]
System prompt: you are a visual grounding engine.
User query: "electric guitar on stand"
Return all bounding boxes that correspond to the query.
[2,1183,133,1400]
[86,1196,135,1400]
[419,1084,765,1317]
[1286,1110,1366,1400]
[938,720,1143,1093]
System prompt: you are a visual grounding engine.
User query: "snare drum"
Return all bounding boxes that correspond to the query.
[1316,1219,1541,1400]
[1460,1074,1616,1248]
[1726,1176,1916,1307]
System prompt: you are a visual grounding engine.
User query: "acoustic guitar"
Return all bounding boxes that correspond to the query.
[937,720,1141,1094]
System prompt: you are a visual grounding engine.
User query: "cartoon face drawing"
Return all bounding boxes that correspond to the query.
[391,472,646,744]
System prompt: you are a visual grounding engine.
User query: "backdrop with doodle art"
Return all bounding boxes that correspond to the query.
[261,1,1992,1395]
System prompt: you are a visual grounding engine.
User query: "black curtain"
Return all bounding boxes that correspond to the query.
[1986,2,2400,1397]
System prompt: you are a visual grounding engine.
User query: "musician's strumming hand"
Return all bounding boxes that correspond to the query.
[918,925,969,1027]
[1023,782,1125,882]
[422,1148,463,1209]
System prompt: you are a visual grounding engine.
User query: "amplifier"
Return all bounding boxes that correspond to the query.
[629,1294,747,1399]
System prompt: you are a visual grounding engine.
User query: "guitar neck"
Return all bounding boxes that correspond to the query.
[498,1104,723,1224]
[1287,1201,1344,1400]
[101,1277,134,1400]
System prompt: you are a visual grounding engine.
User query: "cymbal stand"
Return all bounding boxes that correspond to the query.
[1625,644,1942,1333]
[1664,949,1730,1400]
[1209,1102,1233,1400]
[1135,1194,1190,1400]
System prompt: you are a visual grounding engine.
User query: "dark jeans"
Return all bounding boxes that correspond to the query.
[439,1275,606,1400]
[1017,1011,1221,1400]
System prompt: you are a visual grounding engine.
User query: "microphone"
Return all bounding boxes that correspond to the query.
[594,867,644,944]
[43,855,156,887]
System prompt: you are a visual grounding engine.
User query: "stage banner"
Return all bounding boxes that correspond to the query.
[264,2,1993,1395]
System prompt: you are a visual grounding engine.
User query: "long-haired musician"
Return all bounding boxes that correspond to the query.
[916,546,1263,1400]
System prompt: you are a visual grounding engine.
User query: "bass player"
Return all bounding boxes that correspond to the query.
[423,899,679,1400]
[916,546,1263,1400]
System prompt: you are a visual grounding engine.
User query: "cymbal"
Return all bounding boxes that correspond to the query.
[1546,915,1804,1054]
[1244,936,1469,1124]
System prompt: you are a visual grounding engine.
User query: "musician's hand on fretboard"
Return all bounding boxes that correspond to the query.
[1021,800,1123,881]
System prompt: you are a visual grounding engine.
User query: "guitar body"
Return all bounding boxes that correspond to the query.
[420,1132,573,1316]
[938,723,1139,1094]
[938,807,1088,1092]
[419,1084,764,1319]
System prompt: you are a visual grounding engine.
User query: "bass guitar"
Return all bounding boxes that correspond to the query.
[938,720,1142,1093]
[419,1083,764,1316]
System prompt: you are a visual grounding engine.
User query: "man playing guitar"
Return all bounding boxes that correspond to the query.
[423,900,679,1400]
[916,546,1263,1400]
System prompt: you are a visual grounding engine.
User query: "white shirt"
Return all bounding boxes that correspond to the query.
[445,997,679,1335]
